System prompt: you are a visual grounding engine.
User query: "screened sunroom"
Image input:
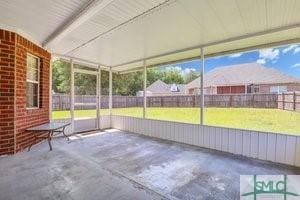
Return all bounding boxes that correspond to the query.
[0,0,300,199]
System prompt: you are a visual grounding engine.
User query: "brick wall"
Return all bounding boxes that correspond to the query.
[217,85,246,94]
[0,29,50,155]
[0,30,15,155]
[15,34,51,152]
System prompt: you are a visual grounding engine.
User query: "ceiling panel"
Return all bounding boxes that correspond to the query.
[0,0,91,45]
[204,0,246,37]
[235,0,267,33]
[68,1,203,65]
[176,0,227,41]
[52,0,168,55]
[65,0,300,71]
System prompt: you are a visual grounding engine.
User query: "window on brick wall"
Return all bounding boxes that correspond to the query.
[26,54,40,108]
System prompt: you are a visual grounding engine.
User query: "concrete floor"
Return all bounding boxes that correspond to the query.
[0,129,299,200]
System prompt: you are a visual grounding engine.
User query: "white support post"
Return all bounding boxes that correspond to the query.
[70,59,75,132]
[49,59,53,121]
[109,67,112,126]
[143,60,147,118]
[96,66,101,129]
[200,48,205,125]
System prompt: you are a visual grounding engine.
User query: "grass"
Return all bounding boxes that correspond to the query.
[52,107,300,135]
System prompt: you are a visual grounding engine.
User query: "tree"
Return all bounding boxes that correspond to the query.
[52,60,189,96]
[162,68,184,84]
[52,60,70,94]
[147,68,163,86]
[52,60,97,95]
[184,70,199,83]
[74,73,96,95]
[101,70,109,95]
[147,67,184,86]
[112,71,143,96]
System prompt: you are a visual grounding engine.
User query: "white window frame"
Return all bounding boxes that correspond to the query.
[26,53,40,109]
[270,85,287,94]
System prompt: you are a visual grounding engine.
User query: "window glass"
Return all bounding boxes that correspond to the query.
[26,54,39,108]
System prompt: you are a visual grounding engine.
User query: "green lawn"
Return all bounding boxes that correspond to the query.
[52,107,300,135]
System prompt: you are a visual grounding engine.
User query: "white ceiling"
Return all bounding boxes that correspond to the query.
[1,0,300,71]
[0,0,91,44]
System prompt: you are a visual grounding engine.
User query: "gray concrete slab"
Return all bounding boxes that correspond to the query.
[0,129,299,200]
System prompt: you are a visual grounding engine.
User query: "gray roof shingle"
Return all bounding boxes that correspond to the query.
[147,80,186,94]
[186,63,300,89]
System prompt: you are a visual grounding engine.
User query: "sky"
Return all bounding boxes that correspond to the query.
[165,44,300,79]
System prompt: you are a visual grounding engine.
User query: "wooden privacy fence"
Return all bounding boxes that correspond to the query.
[278,92,300,112]
[52,93,278,110]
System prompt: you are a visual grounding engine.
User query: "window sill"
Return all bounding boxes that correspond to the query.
[26,107,40,111]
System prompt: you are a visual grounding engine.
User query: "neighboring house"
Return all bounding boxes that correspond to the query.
[137,80,186,96]
[186,63,300,95]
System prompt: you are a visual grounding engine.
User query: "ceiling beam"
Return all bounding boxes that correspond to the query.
[111,22,300,69]
[43,0,115,48]
[53,53,111,71]
[117,37,300,74]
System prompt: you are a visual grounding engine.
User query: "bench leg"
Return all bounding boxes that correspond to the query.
[62,126,69,141]
[47,130,53,151]
[28,133,37,151]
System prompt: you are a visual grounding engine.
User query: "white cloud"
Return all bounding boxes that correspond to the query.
[292,63,300,68]
[282,44,298,54]
[165,66,182,71]
[294,47,300,54]
[256,59,266,64]
[165,66,196,76]
[259,48,279,60]
[256,48,280,64]
[228,53,243,58]
[182,67,196,75]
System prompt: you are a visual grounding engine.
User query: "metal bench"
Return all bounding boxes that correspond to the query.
[26,122,71,151]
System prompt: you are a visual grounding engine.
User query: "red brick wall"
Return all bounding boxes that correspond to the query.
[217,85,245,94]
[15,34,50,152]
[0,29,50,155]
[0,30,15,155]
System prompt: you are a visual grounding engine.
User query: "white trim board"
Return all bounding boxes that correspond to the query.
[111,115,300,167]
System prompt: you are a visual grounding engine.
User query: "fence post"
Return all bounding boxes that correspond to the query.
[276,93,278,109]
[282,92,285,110]
[229,95,233,107]
[193,95,195,107]
[59,95,62,110]
[294,92,296,111]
